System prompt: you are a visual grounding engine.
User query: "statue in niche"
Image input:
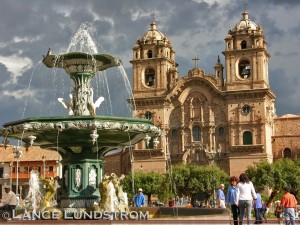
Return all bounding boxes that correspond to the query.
[75,168,81,188]
[88,167,97,185]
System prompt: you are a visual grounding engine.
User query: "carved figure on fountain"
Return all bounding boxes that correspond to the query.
[95,173,129,213]
[39,177,63,219]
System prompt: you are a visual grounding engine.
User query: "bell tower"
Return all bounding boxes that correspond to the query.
[223,11,270,91]
[127,21,178,173]
[130,20,178,98]
[223,11,276,175]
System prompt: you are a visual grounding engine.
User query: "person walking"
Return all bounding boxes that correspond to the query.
[179,196,183,206]
[217,184,226,208]
[280,187,297,225]
[0,185,17,219]
[236,173,257,225]
[175,195,179,206]
[261,200,268,223]
[253,192,263,224]
[226,176,239,225]
[134,188,145,207]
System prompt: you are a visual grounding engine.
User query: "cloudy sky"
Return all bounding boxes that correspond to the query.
[0,0,300,129]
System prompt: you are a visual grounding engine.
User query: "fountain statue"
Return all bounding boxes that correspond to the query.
[0,24,161,212]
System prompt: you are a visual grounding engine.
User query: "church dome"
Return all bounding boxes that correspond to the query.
[141,21,166,42]
[230,11,261,33]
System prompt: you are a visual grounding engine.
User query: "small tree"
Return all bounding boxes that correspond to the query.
[168,163,229,206]
[121,170,165,205]
[246,158,300,206]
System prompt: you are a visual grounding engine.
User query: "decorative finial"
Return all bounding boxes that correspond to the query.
[217,55,220,63]
[150,12,157,30]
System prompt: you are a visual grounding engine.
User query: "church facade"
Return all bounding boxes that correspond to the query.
[104,10,299,177]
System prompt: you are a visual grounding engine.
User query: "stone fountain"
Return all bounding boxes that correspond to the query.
[0,24,230,223]
[0,49,161,210]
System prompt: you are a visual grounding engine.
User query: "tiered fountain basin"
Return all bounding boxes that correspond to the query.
[2,116,160,152]
[2,116,161,208]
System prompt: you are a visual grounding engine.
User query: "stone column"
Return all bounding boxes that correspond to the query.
[208,128,212,152]
[252,127,256,145]
[200,104,204,123]
[181,129,185,153]
[239,127,242,145]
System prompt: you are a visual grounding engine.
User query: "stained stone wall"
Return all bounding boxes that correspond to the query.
[272,114,300,160]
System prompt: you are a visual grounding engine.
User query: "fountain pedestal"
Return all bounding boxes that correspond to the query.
[60,152,103,208]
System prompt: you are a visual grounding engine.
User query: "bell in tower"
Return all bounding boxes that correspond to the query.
[241,66,251,79]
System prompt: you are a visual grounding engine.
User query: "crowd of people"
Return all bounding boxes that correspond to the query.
[2,177,298,224]
[224,173,298,225]
[132,172,299,225]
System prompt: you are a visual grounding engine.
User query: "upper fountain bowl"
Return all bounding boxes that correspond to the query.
[42,52,121,74]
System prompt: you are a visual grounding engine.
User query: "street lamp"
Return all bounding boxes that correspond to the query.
[13,146,22,196]
[211,169,216,208]
[203,144,222,208]
[42,155,46,178]
[9,162,13,189]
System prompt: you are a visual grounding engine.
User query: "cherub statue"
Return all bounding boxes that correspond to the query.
[58,94,74,115]
[87,92,105,116]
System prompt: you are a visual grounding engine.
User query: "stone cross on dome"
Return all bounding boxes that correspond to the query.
[151,12,156,21]
[244,0,248,11]
[192,56,199,68]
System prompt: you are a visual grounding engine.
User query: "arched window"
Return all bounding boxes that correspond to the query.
[135,52,138,59]
[241,40,247,49]
[145,68,155,87]
[228,43,231,49]
[239,60,251,79]
[172,129,178,139]
[145,111,152,120]
[243,131,252,145]
[147,50,153,58]
[283,148,292,158]
[192,126,201,141]
[218,127,224,137]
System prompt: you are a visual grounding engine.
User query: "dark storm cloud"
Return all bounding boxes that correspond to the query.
[0,0,299,128]
[270,68,300,115]
[265,0,300,6]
